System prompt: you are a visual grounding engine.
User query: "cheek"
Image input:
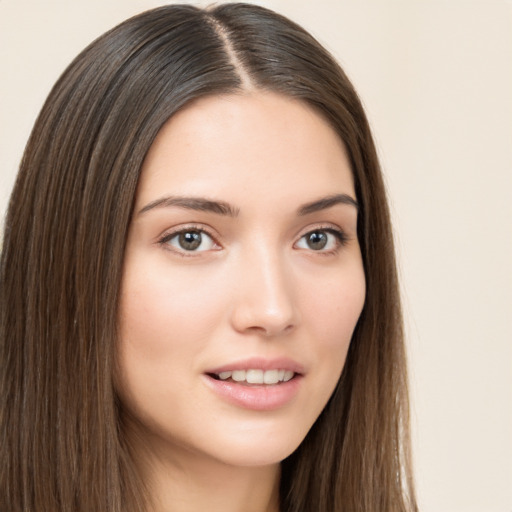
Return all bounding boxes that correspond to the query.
[115,259,229,411]
[119,261,227,354]
[296,261,365,406]
[300,263,366,345]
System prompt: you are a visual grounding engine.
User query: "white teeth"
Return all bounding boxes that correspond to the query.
[232,370,246,382]
[216,368,295,384]
[283,370,294,382]
[263,369,279,384]
[246,369,264,384]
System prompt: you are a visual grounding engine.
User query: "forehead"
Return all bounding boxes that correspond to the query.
[136,91,354,208]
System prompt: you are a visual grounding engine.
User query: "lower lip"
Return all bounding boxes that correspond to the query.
[203,375,302,411]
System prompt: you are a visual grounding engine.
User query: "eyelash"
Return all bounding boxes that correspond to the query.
[157,224,349,257]
[295,226,349,255]
[157,224,219,258]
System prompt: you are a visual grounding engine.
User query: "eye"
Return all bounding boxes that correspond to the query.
[160,229,217,253]
[295,228,346,252]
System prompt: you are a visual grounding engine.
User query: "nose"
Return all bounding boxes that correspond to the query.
[230,246,298,337]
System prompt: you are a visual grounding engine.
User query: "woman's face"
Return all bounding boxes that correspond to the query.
[117,91,366,468]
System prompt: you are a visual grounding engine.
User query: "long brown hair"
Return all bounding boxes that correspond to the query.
[0,4,416,511]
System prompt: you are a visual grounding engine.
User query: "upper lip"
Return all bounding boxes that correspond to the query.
[206,357,305,375]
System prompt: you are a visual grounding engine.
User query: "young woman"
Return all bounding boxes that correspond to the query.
[0,4,417,511]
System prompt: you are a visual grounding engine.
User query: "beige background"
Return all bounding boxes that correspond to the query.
[1,1,511,510]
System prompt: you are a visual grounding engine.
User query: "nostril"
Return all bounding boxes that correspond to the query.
[245,324,294,337]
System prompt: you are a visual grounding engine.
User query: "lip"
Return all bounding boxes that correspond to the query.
[203,357,305,411]
[206,357,305,375]
[203,374,302,411]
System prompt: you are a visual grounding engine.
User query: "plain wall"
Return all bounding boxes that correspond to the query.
[1,1,511,511]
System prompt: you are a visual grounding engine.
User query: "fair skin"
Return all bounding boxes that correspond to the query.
[117,91,366,512]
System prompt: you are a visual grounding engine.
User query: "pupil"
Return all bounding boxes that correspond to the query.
[308,231,327,250]
[179,231,201,250]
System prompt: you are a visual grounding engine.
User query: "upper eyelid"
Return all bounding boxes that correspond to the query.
[158,224,220,243]
[295,222,347,238]
[299,227,347,242]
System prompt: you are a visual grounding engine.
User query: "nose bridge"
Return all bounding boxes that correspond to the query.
[231,237,297,336]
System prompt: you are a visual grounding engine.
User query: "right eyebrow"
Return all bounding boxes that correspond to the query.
[137,195,240,217]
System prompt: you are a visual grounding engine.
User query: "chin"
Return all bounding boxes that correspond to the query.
[198,420,310,468]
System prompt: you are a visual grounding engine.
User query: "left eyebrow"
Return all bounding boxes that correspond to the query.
[297,194,359,215]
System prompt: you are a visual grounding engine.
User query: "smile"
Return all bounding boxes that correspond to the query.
[203,359,304,410]
[212,369,295,385]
